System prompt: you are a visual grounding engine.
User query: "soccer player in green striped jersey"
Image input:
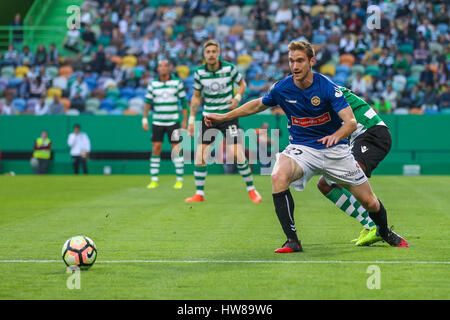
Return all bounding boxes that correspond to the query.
[317,86,392,246]
[142,60,188,189]
[185,40,262,203]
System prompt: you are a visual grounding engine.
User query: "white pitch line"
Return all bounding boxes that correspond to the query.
[0,260,449,265]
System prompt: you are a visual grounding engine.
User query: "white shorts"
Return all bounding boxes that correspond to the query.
[278,143,368,191]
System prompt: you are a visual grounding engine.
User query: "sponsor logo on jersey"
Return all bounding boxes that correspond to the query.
[291,112,331,127]
[311,96,321,106]
[361,145,368,153]
[334,87,343,97]
[285,98,297,103]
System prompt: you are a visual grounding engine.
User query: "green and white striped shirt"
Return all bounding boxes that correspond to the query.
[339,87,387,143]
[193,60,243,115]
[145,77,187,126]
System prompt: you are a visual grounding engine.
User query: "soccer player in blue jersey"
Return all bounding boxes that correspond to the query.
[205,40,409,252]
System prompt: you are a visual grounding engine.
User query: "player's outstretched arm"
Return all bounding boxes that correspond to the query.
[205,97,269,126]
[318,106,357,148]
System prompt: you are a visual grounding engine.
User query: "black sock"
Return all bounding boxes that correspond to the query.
[272,189,298,242]
[368,199,389,238]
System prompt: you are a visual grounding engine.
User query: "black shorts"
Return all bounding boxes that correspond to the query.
[199,117,242,145]
[151,123,182,143]
[351,125,392,178]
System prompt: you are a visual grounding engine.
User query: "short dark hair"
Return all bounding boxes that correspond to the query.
[74,124,81,129]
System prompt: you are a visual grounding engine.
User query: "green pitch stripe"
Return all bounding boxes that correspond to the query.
[1,260,449,264]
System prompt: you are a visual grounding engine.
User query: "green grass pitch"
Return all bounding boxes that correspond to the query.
[0,174,449,300]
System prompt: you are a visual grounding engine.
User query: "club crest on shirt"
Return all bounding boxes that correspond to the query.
[311,96,320,106]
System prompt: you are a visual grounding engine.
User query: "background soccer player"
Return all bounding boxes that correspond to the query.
[205,40,408,252]
[185,40,262,203]
[317,86,392,246]
[142,59,187,189]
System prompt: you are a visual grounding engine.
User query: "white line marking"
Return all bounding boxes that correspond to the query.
[0,260,449,265]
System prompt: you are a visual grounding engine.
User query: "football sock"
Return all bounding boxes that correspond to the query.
[173,156,184,182]
[150,155,160,181]
[272,189,298,242]
[194,165,207,196]
[237,160,255,192]
[326,186,376,229]
[368,200,389,238]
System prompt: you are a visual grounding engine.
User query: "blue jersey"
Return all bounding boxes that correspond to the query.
[262,73,350,149]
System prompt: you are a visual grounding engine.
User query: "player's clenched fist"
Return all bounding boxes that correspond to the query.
[204,113,226,127]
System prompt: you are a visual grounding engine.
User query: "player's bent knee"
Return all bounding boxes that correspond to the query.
[271,172,291,192]
[317,177,334,195]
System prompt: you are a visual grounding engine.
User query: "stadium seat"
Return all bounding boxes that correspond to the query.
[423,109,438,114]
[440,108,450,115]
[133,66,146,79]
[351,64,365,75]
[123,109,138,115]
[109,108,124,115]
[429,42,443,55]
[410,64,425,77]
[100,98,115,110]
[0,77,9,91]
[244,0,257,4]
[46,87,63,98]
[115,98,128,110]
[85,98,100,113]
[326,4,340,14]
[399,43,413,55]
[365,65,380,77]
[215,25,230,41]
[60,97,71,111]
[8,77,23,88]
[320,64,336,77]
[220,16,235,27]
[243,29,255,43]
[85,77,98,91]
[65,109,80,116]
[176,65,190,79]
[122,55,137,69]
[111,55,123,65]
[225,5,241,19]
[46,66,59,79]
[406,75,419,89]
[310,5,325,16]
[13,98,27,112]
[1,66,15,79]
[15,66,30,78]
[104,46,118,56]
[129,97,144,113]
[393,108,409,114]
[97,35,111,47]
[52,76,68,90]
[230,24,244,36]
[410,108,425,115]
[237,54,252,67]
[332,74,347,86]
[26,98,39,110]
[437,23,449,35]
[172,24,186,38]
[134,87,147,98]
[192,15,206,28]
[339,54,355,68]
[241,5,253,17]
[58,65,73,79]
[362,75,372,86]
[120,87,136,99]
[106,88,120,100]
[336,65,351,77]
[94,109,109,115]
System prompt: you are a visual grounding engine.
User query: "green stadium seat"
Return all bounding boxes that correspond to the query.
[365,65,380,77]
[407,75,419,89]
[1,66,14,80]
[106,88,120,100]
[399,43,413,55]
[115,98,128,110]
[351,64,365,75]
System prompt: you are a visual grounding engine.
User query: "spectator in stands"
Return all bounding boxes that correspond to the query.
[267,24,281,45]
[374,96,392,114]
[29,75,46,99]
[382,82,398,110]
[18,74,30,99]
[339,33,356,54]
[193,25,209,45]
[438,83,450,110]
[248,73,269,100]
[63,27,81,54]
[82,24,97,46]
[10,13,23,44]
[3,44,19,66]
[346,12,362,34]
[275,1,292,25]
[298,14,313,41]
[312,11,330,30]
[34,96,49,116]
[256,11,272,31]
[419,85,438,112]
[414,40,430,65]
[34,45,47,66]
[48,95,64,115]
[68,124,91,175]
[20,46,35,66]
[47,43,59,66]
[70,74,89,113]
[1,91,18,115]
[419,63,435,88]
[351,73,367,97]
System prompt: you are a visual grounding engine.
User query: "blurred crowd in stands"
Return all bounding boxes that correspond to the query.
[0,0,449,116]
